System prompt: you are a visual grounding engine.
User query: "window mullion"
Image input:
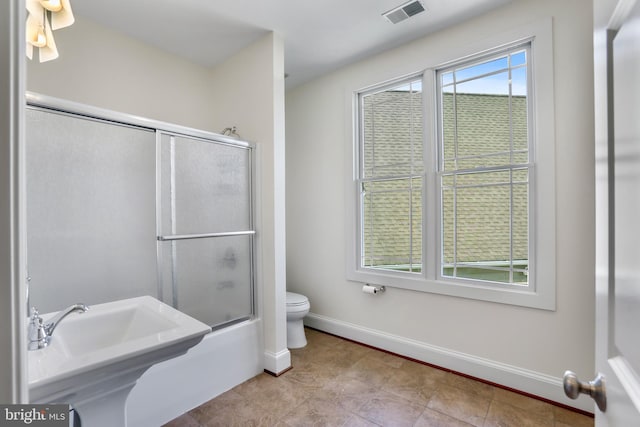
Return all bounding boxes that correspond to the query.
[508,53,514,283]
[424,70,437,281]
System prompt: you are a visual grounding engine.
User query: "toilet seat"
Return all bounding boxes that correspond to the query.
[286,292,309,307]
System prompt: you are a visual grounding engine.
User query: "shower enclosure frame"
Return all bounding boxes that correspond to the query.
[25,91,257,329]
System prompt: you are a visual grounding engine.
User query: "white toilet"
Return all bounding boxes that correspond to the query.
[286,292,310,349]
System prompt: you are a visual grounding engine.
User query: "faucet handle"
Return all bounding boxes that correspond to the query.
[29,307,45,331]
[28,307,48,350]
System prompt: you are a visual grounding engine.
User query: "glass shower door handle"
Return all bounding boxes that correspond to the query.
[158,230,255,241]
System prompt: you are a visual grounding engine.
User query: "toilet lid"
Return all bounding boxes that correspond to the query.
[286,292,308,306]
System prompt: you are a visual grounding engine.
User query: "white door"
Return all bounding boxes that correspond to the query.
[575,0,640,424]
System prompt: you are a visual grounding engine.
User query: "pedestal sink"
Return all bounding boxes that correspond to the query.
[28,296,210,427]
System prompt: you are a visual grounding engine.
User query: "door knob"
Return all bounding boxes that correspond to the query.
[563,370,607,412]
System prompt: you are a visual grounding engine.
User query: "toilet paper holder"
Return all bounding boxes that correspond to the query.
[362,284,386,294]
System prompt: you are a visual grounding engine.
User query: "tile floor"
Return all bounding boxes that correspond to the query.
[164,328,594,427]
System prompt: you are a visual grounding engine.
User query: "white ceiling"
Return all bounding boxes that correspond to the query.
[71,0,513,89]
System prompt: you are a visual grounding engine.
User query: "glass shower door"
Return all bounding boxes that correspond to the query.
[26,107,158,313]
[158,133,254,328]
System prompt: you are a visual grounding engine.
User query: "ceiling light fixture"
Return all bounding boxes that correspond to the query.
[26,16,47,48]
[25,0,75,62]
[40,0,63,12]
[382,0,426,24]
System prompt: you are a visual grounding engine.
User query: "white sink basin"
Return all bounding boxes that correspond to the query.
[28,296,210,426]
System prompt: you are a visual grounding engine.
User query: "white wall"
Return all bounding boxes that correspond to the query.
[27,17,214,131]
[286,0,595,410]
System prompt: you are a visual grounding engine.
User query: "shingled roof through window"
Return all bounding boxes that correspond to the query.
[361,91,528,269]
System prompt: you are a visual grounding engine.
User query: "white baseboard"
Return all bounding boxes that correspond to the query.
[304,313,594,413]
[264,348,291,375]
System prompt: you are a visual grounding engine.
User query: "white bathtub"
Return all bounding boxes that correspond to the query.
[127,318,263,427]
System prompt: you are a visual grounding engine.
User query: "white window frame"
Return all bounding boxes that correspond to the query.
[346,18,556,310]
[435,42,534,287]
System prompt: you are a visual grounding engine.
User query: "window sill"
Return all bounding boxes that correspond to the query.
[346,268,555,311]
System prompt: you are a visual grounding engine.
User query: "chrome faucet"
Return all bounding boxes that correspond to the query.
[28,303,89,351]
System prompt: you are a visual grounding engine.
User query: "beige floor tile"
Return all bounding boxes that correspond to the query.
[553,406,594,427]
[398,359,448,384]
[355,389,426,427]
[190,390,284,427]
[163,329,594,427]
[363,348,405,369]
[441,373,496,398]
[484,399,554,427]
[281,361,338,392]
[491,388,555,422]
[231,373,311,415]
[279,396,355,427]
[427,383,492,426]
[341,414,382,427]
[414,408,475,427]
[313,376,380,414]
[383,366,438,406]
[344,356,394,387]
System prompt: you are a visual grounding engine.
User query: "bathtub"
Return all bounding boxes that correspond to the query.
[127,318,263,426]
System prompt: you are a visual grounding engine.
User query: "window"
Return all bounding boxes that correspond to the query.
[438,46,531,285]
[348,20,556,309]
[360,79,424,273]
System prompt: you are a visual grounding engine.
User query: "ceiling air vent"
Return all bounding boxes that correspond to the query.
[382,0,426,24]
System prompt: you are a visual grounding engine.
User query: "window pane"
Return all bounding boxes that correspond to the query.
[443,183,509,283]
[441,172,529,284]
[440,49,530,171]
[513,168,528,183]
[456,184,511,263]
[512,68,529,151]
[455,153,512,171]
[456,70,510,95]
[362,178,422,272]
[513,151,529,164]
[454,170,511,186]
[441,67,532,170]
[510,50,527,67]
[362,80,423,178]
[446,266,511,282]
[441,91,456,169]
[512,182,529,264]
[441,72,454,87]
[441,186,455,265]
[512,66,528,96]
[455,74,511,160]
[443,89,512,170]
[455,56,508,83]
